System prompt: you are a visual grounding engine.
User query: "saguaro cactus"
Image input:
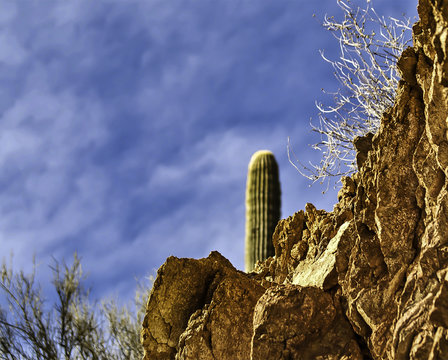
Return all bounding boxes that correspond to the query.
[245,150,281,272]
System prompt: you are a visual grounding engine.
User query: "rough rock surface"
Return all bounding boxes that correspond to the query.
[251,285,363,360]
[141,251,266,359]
[142,1,448,359]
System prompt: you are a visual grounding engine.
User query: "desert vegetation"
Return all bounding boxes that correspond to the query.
[0,254,150,360]
[245,150,281,272]
[289,0,413,186]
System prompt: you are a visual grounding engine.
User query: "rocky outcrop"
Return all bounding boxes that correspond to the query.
[141,0,448,358]
[141,252,266,359]
[142,251,363,360]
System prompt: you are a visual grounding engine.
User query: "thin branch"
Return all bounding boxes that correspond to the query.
[290,0,412,188]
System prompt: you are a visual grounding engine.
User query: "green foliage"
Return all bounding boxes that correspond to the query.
[0,254,151,360]
[245,150,281,272]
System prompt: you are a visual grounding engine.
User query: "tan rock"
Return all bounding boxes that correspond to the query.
[251,284,362,360]
[141,251,265,360]
[291,221,351,290]
[176,274,265,359]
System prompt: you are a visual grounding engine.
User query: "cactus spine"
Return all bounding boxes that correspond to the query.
[245,150,281,272]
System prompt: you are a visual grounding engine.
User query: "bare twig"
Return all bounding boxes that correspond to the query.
[289,0,412,187]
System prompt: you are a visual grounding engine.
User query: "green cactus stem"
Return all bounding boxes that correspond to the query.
[245,150,281,272]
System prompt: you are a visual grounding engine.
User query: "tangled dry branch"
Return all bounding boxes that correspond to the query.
[289,0,412,187]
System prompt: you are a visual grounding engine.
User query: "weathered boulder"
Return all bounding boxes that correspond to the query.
[251,284,362,360]
[142,0,448,358]
[141,251,266,360]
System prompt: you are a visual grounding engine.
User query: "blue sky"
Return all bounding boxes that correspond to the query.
[0,0,417,303]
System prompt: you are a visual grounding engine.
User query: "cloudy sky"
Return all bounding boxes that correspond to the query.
[0,0,417,303]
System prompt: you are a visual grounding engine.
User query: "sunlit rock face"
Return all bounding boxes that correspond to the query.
[141,1,448,358]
